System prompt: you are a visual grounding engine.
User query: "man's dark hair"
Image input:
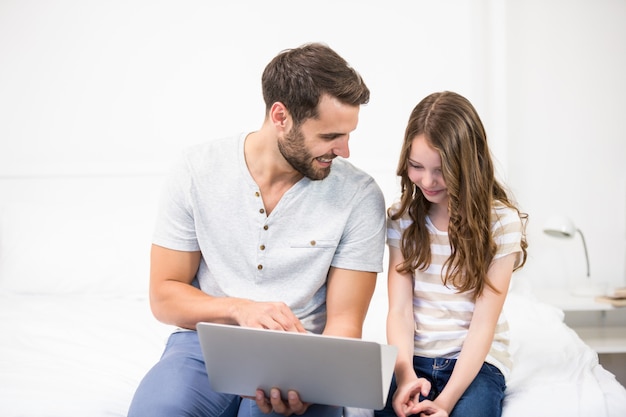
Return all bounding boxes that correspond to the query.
[261,43,370,125]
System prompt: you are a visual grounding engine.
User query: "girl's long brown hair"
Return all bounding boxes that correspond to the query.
[391,91,528,299]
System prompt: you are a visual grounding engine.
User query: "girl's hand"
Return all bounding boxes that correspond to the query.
[411,399,449,417]
[392,377,431,417]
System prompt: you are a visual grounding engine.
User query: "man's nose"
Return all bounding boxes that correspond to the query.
[333,136,350,158]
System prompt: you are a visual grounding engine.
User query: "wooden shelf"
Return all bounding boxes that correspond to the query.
[534,289,617,311]
[574,326,626,354]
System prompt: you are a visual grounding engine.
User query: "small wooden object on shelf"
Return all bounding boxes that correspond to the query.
[595,287,626,307]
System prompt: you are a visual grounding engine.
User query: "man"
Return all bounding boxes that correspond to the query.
[128,42,385,417]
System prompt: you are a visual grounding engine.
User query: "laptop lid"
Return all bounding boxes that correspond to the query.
[197,322,397,410]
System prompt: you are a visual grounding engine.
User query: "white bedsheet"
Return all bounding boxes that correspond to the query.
[503,288,626,417]
[0,293,172,416]
[1,287,625,417]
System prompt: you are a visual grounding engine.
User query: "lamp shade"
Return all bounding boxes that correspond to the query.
[542,215,590,278]
[543,215,576,238]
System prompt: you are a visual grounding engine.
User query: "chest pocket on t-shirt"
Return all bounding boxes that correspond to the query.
[290,239,338,249]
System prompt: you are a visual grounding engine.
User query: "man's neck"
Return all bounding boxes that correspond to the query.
[244,129,303,215]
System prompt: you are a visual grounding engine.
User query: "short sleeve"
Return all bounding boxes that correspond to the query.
[386,201,407,249]
[331,178,386,273]
[152,152,201,252]
[492,204,523,266]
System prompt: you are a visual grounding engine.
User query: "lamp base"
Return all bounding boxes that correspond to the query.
[569,281,607,297]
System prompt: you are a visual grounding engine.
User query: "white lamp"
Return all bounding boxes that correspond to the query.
[543,215,604,296]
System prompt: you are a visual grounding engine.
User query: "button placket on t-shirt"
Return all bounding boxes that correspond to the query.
[255,190,267,275]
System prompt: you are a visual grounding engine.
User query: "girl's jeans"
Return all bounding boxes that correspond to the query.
[374,356,506,417]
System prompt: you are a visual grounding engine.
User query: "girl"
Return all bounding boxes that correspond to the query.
[375,91,528,417]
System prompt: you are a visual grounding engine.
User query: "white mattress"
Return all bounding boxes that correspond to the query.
[0,294,172,416]
[502,289,626,417]
[1,288,626,417]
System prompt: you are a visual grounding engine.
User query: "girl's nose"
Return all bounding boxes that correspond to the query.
[424,171,437,187]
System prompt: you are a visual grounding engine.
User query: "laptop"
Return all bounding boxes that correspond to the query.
[197,322,398,410]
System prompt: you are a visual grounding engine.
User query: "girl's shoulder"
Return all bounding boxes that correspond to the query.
[387,200,404,218]
[387,200,412,226]
[492,200,519,217]
[491,200,523,232]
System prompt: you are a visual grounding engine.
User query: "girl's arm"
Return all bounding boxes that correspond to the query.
[414,252,517,416]
[387,246,431,417]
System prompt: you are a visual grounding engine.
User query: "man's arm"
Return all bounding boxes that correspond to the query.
[149,244,305,332]
[323,266,377,338]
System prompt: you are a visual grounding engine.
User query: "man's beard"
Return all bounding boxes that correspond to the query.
[277,126,333,181]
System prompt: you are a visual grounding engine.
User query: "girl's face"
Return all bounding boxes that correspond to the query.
[407,134,448,207]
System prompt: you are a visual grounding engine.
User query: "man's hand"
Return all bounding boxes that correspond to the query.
[253,388,310,416]
[234,301,306,333]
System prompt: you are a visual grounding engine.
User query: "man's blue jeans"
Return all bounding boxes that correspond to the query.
[127,331,342,417]
[374,356,506,417]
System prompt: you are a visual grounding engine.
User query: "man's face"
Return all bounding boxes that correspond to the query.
[277,95,360,180]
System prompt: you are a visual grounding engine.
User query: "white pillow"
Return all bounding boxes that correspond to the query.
[504,288,599,391]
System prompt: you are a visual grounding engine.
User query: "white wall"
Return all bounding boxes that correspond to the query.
[505,0,626,290]
[0,0,624,291]
[0,0,498,180]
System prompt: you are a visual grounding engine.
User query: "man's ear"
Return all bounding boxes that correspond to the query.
[269,102,290,131]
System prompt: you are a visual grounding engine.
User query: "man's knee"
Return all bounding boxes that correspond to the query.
[129,380,240,417]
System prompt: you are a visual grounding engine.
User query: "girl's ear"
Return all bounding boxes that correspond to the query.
[269,102,290,131]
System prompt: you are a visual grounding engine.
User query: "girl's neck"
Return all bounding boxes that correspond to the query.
[428,203,450,232]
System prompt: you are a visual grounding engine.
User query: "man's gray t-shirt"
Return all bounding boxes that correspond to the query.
[153,133,386,333]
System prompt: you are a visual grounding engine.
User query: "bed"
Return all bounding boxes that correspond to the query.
[1,174,625,417]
